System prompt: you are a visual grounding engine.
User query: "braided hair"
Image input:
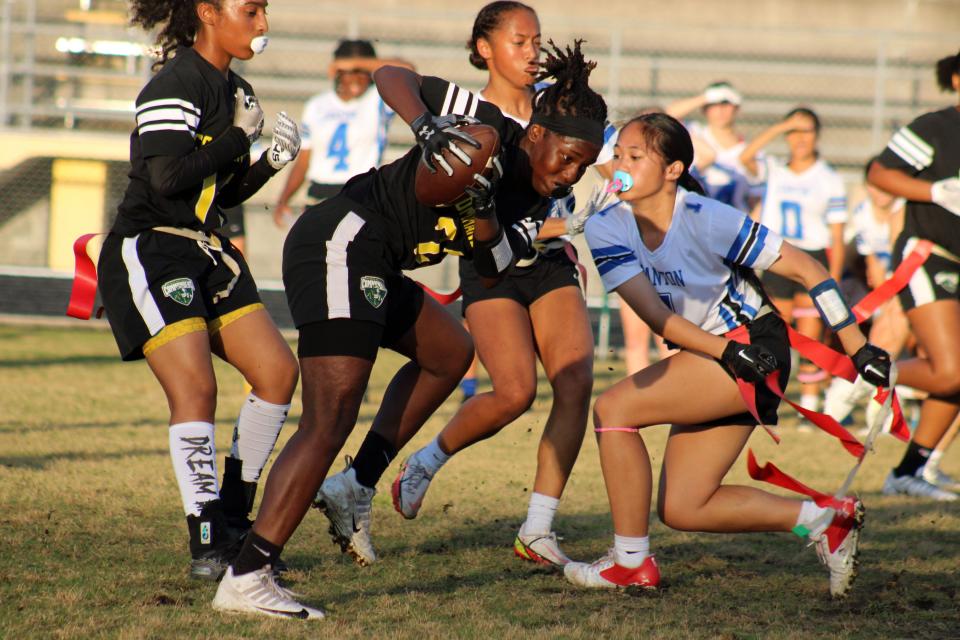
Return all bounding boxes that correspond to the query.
[936,50,960,92]
[466,1,535,70]
[531,39,607,125]
[130,0,217,69]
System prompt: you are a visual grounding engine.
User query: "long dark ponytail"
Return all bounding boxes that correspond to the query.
[621,113,705,195]
[131,0,218,69]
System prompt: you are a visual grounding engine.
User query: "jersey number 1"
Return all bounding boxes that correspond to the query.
[327,122,350,171]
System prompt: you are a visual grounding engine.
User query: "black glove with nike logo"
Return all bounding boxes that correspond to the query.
[721,341,779,383]
[852,343,892,387]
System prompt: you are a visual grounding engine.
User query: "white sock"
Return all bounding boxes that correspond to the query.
[169,421,220,517]
[799,393,820,413]
[614,534,650,568]
[229,393,289,482]
[522,492,560,535]
[795,500,831,538]
[924,449,943,475]
[418,437,451,476]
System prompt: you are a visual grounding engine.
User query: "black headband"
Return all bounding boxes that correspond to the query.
[530,113,604,146]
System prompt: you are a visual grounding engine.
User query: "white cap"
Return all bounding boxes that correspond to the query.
[704,84,742,106]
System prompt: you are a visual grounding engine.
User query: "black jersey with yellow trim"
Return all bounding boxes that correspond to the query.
[878,106,960,256]
[340,76,550,271]
[113,47,253,236]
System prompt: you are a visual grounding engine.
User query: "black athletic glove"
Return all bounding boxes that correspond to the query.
[464,155,503,220]
[852,343,892,387]
[410,112,481,176]
[721,341,779,383]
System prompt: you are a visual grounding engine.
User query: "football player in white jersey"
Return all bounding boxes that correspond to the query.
[272,40,413,226]
[741,107,848,418]
[667,81,755,213]
[564,113,890,598]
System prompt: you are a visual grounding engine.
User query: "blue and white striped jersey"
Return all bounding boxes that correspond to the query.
[585,188,783,334]
[757,157,847,251]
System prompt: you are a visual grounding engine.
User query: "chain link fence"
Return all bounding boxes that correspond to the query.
[0,0,956,295]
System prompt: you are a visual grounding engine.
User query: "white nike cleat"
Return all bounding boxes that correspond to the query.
[514,530,573,566]
[920,465,960,492]
[212,566,325,620]
[314,458,377,566]
[882,471,959,501]
[564,554,660,590]
[811,497,864,598]
[391,451,434,519]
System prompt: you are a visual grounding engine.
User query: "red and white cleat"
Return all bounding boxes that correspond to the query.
[513,531,572,567]
[813,497,865,598]
[564,554,660,590]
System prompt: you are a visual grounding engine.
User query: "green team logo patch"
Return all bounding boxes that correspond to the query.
[360,276,387,309]
[935,271,959,295]
[162,277,195,306]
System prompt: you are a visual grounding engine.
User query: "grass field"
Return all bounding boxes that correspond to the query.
[1,322,958,639]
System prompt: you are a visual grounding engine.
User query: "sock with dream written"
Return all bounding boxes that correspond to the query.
[169,421,220,516]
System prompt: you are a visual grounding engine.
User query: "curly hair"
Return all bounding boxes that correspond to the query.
[466,1,535,70]
[532,39,607,125]
[130,0,218,69]
[935,50,960,92]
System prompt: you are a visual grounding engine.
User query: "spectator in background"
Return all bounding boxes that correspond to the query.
[272,39,413,227]
[741,107,848,422]
[667,81,755,212]
[824,159,910,429]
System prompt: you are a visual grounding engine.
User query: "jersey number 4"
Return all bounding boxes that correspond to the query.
[327,122,350,171]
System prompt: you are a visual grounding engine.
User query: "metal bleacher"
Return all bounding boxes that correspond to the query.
[3,0,956,167]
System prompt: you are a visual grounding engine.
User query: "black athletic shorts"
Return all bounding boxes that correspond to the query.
[700,311,792,427]
[894,236,960,313]
[220,205,245,239]
[98,229,262,361]
[761,248,829,300]
[459,249,580,312]
[282,195,424,360]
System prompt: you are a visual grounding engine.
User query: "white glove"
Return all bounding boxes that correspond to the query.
[233,88,264,144]
[265,111,301,170]
[931,176,960,216]
[564,184,613,236]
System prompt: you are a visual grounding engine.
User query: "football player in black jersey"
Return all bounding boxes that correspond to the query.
[96,0,304,594]
[220,39,606,619]
[392,4,607,568]
[868,49,960,500]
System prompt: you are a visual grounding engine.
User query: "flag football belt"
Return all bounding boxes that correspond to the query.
[67,227,241,320]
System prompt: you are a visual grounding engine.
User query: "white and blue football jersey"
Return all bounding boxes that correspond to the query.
[686,121,754,212]
[585,188,783,334]
[850,198,897,270]
[757,157,847,252]
[300,86,394,184]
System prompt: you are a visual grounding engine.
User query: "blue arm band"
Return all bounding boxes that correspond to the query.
[809,278,855,331]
